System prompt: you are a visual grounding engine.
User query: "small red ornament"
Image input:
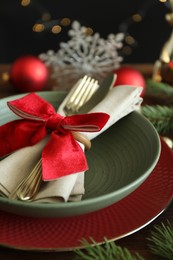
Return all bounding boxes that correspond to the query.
[10,55,48,92]
[114,66,146,97]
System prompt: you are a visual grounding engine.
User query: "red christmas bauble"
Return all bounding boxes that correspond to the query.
[10,55,48,92]
[114,67,146,97]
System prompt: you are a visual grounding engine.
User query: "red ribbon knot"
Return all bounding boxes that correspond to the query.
[0,93,110,180]
[46,114,64,132]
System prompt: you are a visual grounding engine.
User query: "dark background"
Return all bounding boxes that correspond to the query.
[0,0,171,63]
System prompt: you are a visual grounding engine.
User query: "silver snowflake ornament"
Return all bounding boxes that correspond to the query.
[39,21,124,90]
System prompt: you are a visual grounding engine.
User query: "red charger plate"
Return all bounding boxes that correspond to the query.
[0,138,172,251]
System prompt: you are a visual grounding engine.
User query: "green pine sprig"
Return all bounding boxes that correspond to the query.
[147,221,173,259]
[74,221,173,260]
[141,105,173,135]
[74,237,144,260]
[146,79,173,104]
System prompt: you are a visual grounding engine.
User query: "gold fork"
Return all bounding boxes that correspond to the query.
[64,75,99,115]
[10,75,99,201]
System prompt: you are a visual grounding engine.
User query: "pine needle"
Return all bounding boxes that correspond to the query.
[141,105,173,135]
[74,237,144,260]
[147,221,173,259]
[146,79,173,104]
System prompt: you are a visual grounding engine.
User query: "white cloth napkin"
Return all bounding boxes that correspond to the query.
[0,85,142,202]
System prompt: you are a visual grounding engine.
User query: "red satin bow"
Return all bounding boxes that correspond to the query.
[0,93,109,180]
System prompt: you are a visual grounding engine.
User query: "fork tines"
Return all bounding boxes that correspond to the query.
[64,75,99,114]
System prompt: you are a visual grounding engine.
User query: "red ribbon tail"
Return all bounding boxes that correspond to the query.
[42,131,88,181]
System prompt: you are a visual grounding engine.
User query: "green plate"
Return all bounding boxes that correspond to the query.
[0,91,161,218]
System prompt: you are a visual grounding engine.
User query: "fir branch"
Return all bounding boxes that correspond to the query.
[141,105,173,135]
[74,237,144,260]
[74,222,173,259]
[146,79,173,104]
[147,221,173,259]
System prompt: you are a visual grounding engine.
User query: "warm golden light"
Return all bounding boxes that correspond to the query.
[165,13,173,26]
[154,74,162,82]
[2,72,10,82]
[51,25,62,34]
[32,23,45,32]
[122,46,133,55]
[21,0,30,6]
[60,18,71,26]
[159,0,167,3]
[85,27,93,36]
[132,13,142,22]
[125,35,135,45]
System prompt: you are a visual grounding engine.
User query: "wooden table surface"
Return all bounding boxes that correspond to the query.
[0,63,172,260]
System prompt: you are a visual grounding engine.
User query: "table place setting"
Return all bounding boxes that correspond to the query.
[0,65,169,254]
[0,70,172,254]
[0,72,152,216]
[0,2,173,257]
